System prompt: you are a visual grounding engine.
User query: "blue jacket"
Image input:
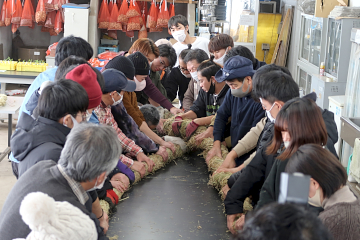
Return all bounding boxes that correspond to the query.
[213,91,264,165]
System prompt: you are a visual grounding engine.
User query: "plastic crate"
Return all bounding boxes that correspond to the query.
[100,39,119,45]
[98,45,119,54]
[0,61,18,70]
[16,63,48,72]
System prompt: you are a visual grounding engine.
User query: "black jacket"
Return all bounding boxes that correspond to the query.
[11,113,70,178]
[163,67,191,108]
[25,89,40,116]
[189,84,230,118]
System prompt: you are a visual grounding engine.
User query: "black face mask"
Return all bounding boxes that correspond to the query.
[208,82,216,95]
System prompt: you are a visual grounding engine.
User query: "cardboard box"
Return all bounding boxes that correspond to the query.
[315,0,348,18]
[18,47,47,61]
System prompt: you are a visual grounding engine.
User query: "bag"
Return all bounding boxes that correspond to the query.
[46,42,58,55]
[126,0,140,18]
[147,0,156,28]
[5,0,15,26]
[98,51,118,60]
[54,10,63,34]
[20,0,33,27]
[138,24,147,39]
[108,0,113,14]
[98,0,110,29]
[139,1,146,26]
[28,0,35,28]
[108,2,122,30]
[45,10,56,28]
[126,30,134,38]
[0,0,6,27]
[11,0,22,25]
[35,0,47,23]
[117,0,128,24]
[169,2,175,18]
[127,16,140,31]
[157,0,169,28]
[107,30,118,39]
[11,23,19,33]
[45,0,55,12]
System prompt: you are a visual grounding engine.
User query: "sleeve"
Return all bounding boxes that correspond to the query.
[122,92,145,127]
[189,89,207,118]
[242,151,256,167]
[182,79,195,112]
[163,69,179,102]
[252,102,266,127]
[143,76,173,110]
[25,89,40,115]
[209,114,216,127]
[224,150,269,215]
[119,154,134,168]
[213,91,232,142]
[232,117,266,157]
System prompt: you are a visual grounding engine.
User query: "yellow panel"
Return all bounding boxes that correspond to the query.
[256,13,282,64]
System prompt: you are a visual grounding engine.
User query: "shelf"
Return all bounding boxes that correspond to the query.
[199,20,229,24]
[141,0,198,3]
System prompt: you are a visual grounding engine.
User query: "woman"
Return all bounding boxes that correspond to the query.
[226,97,333,234]
[172,56,229,139]
[286,144,360,240]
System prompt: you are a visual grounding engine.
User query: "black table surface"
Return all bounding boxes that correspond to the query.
[0,70,40,79]
[107,151,231,240]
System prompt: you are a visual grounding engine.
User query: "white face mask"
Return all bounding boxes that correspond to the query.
[283,141,290,148]
[308,188,322,207]
[134,77,147,91]
[190,71,199,82]
[63,115,79,128]
[111,92,123,106]
[86,176,106,192]
[172,29,186,43]
[213,48,228,67]
[85,110,92,122]
[260,98,276,123]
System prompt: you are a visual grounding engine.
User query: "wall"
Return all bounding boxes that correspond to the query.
[350,0,360,7]
[17,26,63,48]
[0,0,13,59]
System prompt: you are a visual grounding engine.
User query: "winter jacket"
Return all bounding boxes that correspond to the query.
[254,59,266,70]
[25,89,40,116]
[163,67,191,109]
[11,113,70,178]
[182,78,200,112]
[190,85,230,118]
[213,91,265,166]
[136,70,169,105]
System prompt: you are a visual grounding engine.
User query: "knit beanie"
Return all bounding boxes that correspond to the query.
[105,56,135,80]
[127,52,150,76]
[17,192,97,240]
[65,64,102,109]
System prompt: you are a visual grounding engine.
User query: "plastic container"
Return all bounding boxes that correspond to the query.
[98,45,119,54]
[0,61,18,70]
[16,62,48,72]
[100,39,119,46]
[320,62,325,76]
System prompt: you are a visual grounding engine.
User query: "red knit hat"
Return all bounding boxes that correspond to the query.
[65,64,102,109]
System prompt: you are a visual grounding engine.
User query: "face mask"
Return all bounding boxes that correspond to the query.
[63,115,79,128]
[190,71,199,82]
[111,92,123,106]
[213,48,228,66]
[208,81,216,94]
[266,102,276,123]
[283,141,290,148]
[230,80,250,98]
[85,110,92,122]
[308,188,322,207]
[134,77,146,91]
[86,176,106,192]
[172,29,186,43]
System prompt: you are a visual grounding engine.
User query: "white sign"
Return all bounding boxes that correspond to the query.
[240,15,255,26]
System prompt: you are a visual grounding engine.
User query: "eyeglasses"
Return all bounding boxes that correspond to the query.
[178,66,189,73]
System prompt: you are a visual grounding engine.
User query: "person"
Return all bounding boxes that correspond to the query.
[136,44,177,106]
[140,104,161,130]
[234,203,333,240]
[163,45,192,109]
[182,48,210,112]
[208,34,234,67]
[94,68,154,177]
[205,56,264,166]
[109,38,182,115]
[172,57,229,139]
[0,123,123,240]
[168,14,210,66]
[19,36,93,118]
[286,144,360,240]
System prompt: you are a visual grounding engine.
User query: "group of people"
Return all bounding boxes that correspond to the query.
[0,13,359,240]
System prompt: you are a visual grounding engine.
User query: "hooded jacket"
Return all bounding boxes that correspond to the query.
[11,113,70,178]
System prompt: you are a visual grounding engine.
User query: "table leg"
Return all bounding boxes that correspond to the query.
[0,83,5,94]
[8,113,12,147]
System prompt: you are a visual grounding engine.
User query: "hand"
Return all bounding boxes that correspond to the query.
[171,116,183,136]
[110,180,128,192]
[221,184,230,198]
[156,146,169,162]
[170,107,184,115]
[185,120,199,139]
[99,211,109,234]
[161,140,176,153]
[156,118,166,135]
[227,213,241,235]
[214,165,243,175]
[137,152,154,172]
[110,173,130,192]
[131,161,146,178]
[206,144,222,165]
[234,214,246,232]
[195,126,214,145]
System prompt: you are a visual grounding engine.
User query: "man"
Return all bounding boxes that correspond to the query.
[205,56,264,165]
[168,14,210,66]
[140,104,161,130]
[208,34,234,67]
[0,124,122,240]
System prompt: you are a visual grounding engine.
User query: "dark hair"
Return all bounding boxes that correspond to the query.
[55,55,88,81]
[197,56,222,82]
[286,144,347,199]
[235,203,333,240]
[158,44,177,68]
[139,104,160,127]
[183,49,209,64]
[253,70,299,104]
[38,79,89,121]
[168,14,189,29]
[55,35,93,66]
[223,45,255,68]
[208,34,234,53]
[266,98,328,160]
[128,38,159,58]
[179,44,192,60]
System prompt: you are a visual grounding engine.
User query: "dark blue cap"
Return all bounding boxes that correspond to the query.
[102,68,136,93]
[215,55,256,82]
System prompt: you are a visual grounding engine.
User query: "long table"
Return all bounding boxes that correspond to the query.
[0,71,39,94]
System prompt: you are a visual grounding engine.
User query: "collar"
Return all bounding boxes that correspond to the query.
[322,185,357,209]
[100,100,108,108]
[57,164,89,205]
[37,116,71,136]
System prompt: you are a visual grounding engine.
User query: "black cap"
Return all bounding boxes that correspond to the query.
[102,69,137,93]
[105,56,135,80]
[127,52,150,76]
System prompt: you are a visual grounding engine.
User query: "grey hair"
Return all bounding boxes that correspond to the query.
[140,104,160,126]
[58,123,122,182]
